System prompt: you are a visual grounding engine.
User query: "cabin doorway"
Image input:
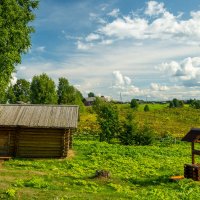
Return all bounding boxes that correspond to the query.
[0,133,10,156]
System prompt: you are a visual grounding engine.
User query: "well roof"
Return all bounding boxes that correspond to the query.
[0,104,79,129]
[182,128,200,142]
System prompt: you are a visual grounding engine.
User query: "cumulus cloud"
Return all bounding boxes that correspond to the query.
[159,57,200,86]
[74,1,200,50]
[85,33,100,42]
[112,71,144,97]
[108,8,120,17]
[112,71,132,88]
[150,83,169,91]
[77,41,93,50]
[99,17,148,39]
[91,1,200,44]
[145,1,165,16]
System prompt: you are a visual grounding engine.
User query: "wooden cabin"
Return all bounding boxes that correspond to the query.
[0,105,79,158]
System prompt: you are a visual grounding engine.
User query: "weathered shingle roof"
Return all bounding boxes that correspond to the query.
[0,105,79,129]
[182,128,200,142]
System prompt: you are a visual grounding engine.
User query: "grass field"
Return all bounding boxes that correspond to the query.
[1,103,200,199]
[1,140,200,199]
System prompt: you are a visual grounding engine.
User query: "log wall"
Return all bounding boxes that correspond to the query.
[0,127,71,158]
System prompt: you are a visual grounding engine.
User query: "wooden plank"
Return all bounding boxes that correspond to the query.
[192,149,200,155]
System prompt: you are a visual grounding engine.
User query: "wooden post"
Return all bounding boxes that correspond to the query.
[69,129,73,149]
[192,142,195,164]
[14,127,20,157]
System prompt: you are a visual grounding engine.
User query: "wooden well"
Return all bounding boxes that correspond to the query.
[182,128,200,181]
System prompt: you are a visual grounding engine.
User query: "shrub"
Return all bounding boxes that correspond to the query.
[119,113,138,145]
[169,98,184,108]
[130,99,139,110]
[144,105,150,112]
[134,124,156,145]
[93,98,120,143]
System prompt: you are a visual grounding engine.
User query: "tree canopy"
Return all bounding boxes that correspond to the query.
[57,77,84,111]
[30,73,58,104]
[93,98,120,143]
[130,99,139,110]
[88,92,95,97]
[7,79,30,103]
[0,0,38,102]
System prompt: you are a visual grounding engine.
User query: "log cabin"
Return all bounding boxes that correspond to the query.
[0,104,79,158]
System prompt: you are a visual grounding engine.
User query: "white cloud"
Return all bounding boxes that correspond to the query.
[112,71,132,88]
[159,57,200,86]
[35,46,45,52]
[92,2,200,45]
[150,83,169,91]
[11,73,17,85]
[108,8,120,17]
[99,17,148,39]
[85,33,100,42]
[145,1,165,16]
[77,41,93,50]
[100,39,113,45]
[19,66,26,71]
[113,71,125,86]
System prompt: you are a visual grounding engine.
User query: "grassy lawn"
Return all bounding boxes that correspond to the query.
[1,140,200,199]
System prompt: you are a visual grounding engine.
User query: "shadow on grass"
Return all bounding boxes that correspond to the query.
[126,175,173,187]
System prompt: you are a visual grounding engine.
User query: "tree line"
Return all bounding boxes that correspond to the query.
[5,73,84,110]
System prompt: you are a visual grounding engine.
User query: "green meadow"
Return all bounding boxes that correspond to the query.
[1,104,200,199]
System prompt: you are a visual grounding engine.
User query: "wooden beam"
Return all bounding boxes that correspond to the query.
[192,150,200,155]
[192,142,195,164]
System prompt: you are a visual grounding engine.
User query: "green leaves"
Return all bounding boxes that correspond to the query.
[30,73,58,104]
[0,0,38,102]
[93,99,120,143]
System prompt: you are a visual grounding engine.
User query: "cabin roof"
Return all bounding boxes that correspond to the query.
[182,128,200,142]
[0,104,79,129]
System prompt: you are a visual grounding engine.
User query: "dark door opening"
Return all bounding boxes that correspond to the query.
[0,133,10,156]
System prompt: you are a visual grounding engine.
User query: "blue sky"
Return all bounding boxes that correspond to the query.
[16,0,200,101]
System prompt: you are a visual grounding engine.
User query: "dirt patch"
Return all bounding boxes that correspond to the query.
[67,150,75,159]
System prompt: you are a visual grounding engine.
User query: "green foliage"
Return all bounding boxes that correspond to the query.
[1,140,198,199]
[130,99,139,110]
[88,92,95,97]
[144,104,150,112]
[190,99,200,109]
[5,188,16,198]
[24,177,49,189]
[0,0,38,102]
[57,77,84,111]
[30,73,58,104]
[135,124,156,145]
[169,98,184,108]
[7,79,30,103]
[93,98,120,143]
[119,112,138,145]
[6,85,16,104]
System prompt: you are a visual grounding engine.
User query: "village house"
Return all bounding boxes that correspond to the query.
[0,104,79,158]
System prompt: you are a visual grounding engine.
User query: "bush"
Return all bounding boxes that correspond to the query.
[130,99,139,110]
[169,98,184,108]
[93,98,120,143]
[119,113,138,145]
[134,124,156,145]
[144,105,150,112]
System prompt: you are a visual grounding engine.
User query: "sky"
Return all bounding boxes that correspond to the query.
[15,0,200,101]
